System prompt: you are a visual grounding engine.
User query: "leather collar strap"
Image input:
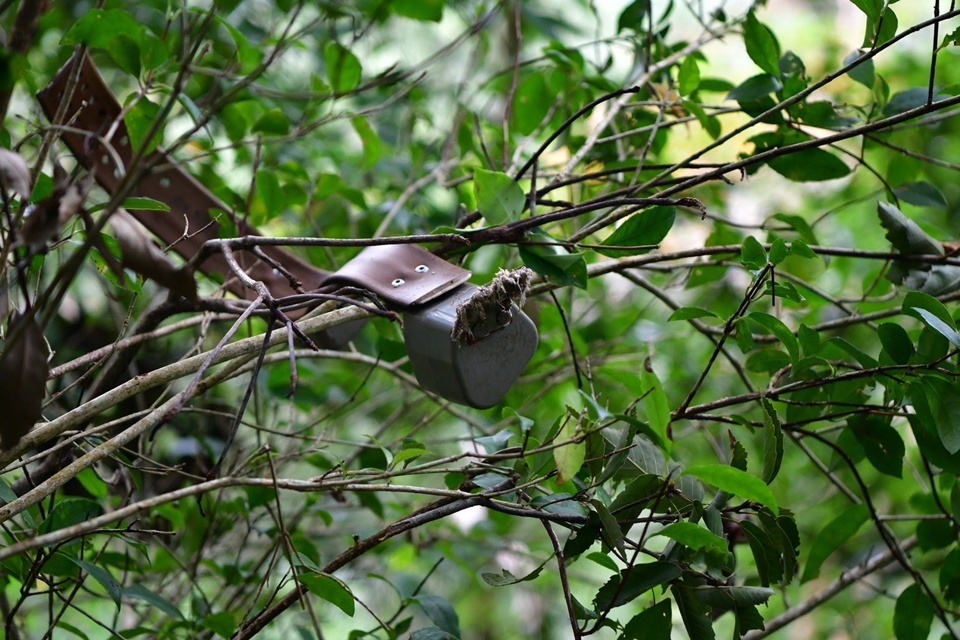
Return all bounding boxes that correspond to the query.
[36,51,469,309]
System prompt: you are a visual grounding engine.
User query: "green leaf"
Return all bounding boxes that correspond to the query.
[351,117,383,168]
[801,503,869,582]
[475,428,513,454]
[40,498,102,534]
[122,584,184,619]
[672,585,716,640]
[618,0,651,32]
[200,611,238,638]
[512,73,552,135]
[684,99,722,139]
[728,74,782,102]
[879,202,943,256]
[412,595,461,637]
[768,237,789,265]
[124,97,163,155]
[392,0,443,22]
[62,9,167,75]
[592,499,626,556]
[743,12,781,77]
[768,149,850,181]
[863,6,898,49]
[69,558,122,610]
[481,565,544,586]
[878,323,915,364]
[324,42,362,93]
[678,57,701,95]
[894,584,934,640]
[844,49,875,87]
[409,628,458,640]
[921,378,960,454]
[623,599,672,639]
[597,206,675,257]
[746,312,799,365]
[594,561,683,609]
[740,235,767,270]
[683,465,779,514]
[297,572,356,616]
[940,548,960,603]
[252,108,291,136]
[912,309,960,349]
[656,522,727,555]
[761,398,783,484]
[641,361,672,454]
[848,415,905,478]
[473,168,525,225]
[519,230,588,288]
[691,585,774,608]
[668,307,721,322]
[894,181,948,209]
[554,417,586,484]
[884,87,947,117]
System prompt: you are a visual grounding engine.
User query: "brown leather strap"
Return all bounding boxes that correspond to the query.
[36,51,324,299]
[323,245,469,307]
[36,51,470,308]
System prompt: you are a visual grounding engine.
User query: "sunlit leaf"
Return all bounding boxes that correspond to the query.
[683,465,779,514]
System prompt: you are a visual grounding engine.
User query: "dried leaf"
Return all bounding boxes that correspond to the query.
[108,209,197,299]
[0,148,31,199]
[0,313,50,449]
[19,173,91,252]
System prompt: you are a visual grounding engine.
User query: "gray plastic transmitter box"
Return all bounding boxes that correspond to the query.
[403,283,538,408]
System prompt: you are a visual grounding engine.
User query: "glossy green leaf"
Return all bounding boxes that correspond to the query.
[656,522,727,555]
[594,561,683,609]
[597,206,675,256]
[683,465,779,514]
[768,149,850,181]
[298,572,356,616]
[474,168,525,225]
[743,12,781,77]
